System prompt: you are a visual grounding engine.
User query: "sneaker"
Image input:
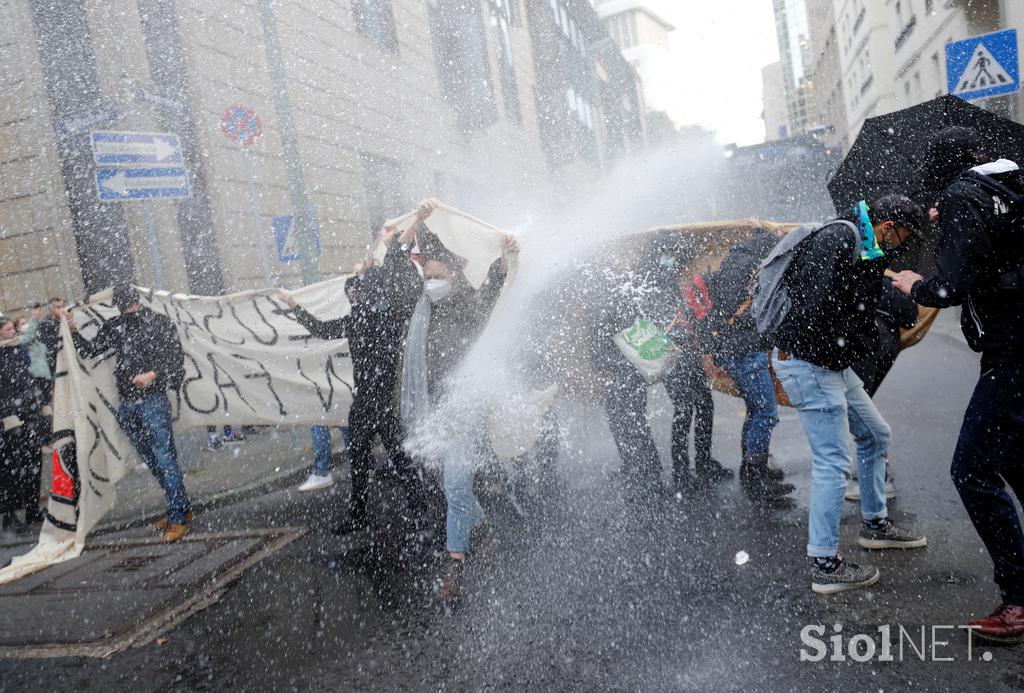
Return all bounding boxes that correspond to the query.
[163,523,189,542]
[857,519,927,550]
[154,511,193,530]
[206,434,222,451]
[297,472,334,492]
[970,604,1024,644]
[811,558,880,594]
[845,480,897,501]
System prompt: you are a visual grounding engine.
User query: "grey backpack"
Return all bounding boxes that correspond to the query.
[751,220,861,338]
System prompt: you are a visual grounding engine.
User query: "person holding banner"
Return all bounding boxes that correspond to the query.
[279,260,429,534]
[68,285,192,543]
[384,199,518,601]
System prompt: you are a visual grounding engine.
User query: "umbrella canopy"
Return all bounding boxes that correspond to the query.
[827,95,1024,214]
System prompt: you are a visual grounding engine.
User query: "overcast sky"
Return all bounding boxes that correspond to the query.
[644,1,781,145]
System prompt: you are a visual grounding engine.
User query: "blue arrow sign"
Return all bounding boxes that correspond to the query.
[95,167,190,202]
[91,130,184,166]
[274,215,321,263]
[947,29,1020,101]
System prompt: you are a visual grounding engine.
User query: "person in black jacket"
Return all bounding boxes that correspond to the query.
[278,261,428,534]
[772,195,928,595]
[892,126,1024,642]
[0,318,44,532]
[35,297,65,378]
[68,285,191,542]
[705,228,794,502]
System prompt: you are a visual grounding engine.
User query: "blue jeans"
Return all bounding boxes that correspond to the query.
[310,425,349,475]
[444,462,484,554]
[717,351,779,457]
[116,393,191,524]
[772,354,889,558]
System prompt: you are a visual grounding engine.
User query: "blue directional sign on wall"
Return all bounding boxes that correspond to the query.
[95,167,191,202]
[946,29,1020,101]
[274,215,321,263]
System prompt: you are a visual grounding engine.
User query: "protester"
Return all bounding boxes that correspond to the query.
[654,248,731,491]
[35,297,65,377]
[206,425,243,450]
[892,126,1024,642]
[0,318,44,532]
[701,228,794,501]
[279,256,428,533]
[767,195,928,594]
[845,277,917,501]
[383,199,517,600]
[16,305,53,390]
[69,285,192,542]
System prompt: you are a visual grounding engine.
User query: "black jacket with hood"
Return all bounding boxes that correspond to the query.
[911,159,1024,370]
[773,221,890,371]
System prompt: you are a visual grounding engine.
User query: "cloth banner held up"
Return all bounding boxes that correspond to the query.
[0,203,509,585]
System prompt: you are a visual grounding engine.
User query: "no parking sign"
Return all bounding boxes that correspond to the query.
[220,104,263,147]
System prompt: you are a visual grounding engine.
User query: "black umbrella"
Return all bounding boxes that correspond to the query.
[827,95,1024,215]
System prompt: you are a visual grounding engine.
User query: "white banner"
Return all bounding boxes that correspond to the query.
[0,204,509,585]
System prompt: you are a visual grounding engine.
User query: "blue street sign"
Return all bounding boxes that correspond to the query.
[91,130,184,166]
[95,167,190,202]
[946,29,1020,101]
[274,215,321,263]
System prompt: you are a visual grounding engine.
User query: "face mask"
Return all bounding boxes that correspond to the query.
[423,278,453,303]
[18,325,28,334]
[659,254,676,270]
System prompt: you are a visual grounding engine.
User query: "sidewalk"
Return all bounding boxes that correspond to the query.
[1,425,344,551]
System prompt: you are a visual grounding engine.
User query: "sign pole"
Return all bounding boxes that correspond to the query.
[240,147,274,287]
[140,201,165,289]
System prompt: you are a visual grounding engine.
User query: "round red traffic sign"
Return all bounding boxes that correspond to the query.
[220,104,262,147]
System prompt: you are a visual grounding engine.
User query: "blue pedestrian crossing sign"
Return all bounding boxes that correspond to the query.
[946,29,1019,101]
[273,215,321,263]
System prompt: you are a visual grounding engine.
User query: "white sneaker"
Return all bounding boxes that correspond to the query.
[297,473,334,492]
[845,479,897,501]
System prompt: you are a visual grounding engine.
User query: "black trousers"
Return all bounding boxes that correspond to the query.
[950,366,1024,605]
[348,397,425,522]
[598,368,662,489]
[663,354,714,477]
[0,423,41,515]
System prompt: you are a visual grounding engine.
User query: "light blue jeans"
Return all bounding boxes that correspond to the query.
[444,462,484,555]
[310,425,349,475]
[772,353,890,558]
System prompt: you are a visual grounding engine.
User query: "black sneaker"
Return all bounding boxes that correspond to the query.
[857,519,927,550]
[811,558,880,594]
[695,458,735,485]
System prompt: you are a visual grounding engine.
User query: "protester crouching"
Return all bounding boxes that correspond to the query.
[0,317,44,532]
[384,199,518,601]
[279,250,429,535]
[700,228,793,502]
[892,126,1024,643]
[765,195,928,594]
[69,285,192,542]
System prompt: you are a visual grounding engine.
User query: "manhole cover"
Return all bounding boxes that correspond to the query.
[0,527,306,658]
[916,570,978,586]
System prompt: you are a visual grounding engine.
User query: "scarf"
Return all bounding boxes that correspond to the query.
[400,292,433,435]
[855,201,885,261]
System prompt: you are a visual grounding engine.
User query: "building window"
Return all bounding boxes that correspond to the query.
[428,0,497,132]
[360,153,405,238]
[352,0,398,53]
[488,0,521,124]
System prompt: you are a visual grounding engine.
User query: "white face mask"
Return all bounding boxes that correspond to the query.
[423,278,453,303]
[18,325,29,334]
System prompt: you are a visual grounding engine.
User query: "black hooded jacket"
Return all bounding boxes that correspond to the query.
[72,307,185,403]
[291,267,405,409]
[773,221,889,371]
[911,161,1024,370]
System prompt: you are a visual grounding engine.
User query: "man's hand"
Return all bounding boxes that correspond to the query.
[891,270,924,296]
[62,309,77,331]
[501,235,520,271]
[929,207,940,223]
[131,371,157,389]
[415,198,440,222]
[276,288,298,308]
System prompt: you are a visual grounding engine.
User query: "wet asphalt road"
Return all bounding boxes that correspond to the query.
[4,318,1024,692]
